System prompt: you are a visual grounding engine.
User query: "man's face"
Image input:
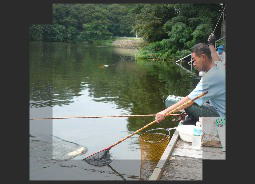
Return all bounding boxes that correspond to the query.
[191,52,205,72]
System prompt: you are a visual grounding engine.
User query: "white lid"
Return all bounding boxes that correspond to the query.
[196,121,202,127]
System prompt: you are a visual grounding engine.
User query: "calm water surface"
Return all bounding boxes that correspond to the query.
[29,41,198,180]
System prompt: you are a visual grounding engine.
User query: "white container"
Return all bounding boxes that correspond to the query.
[192,126,202,150]
[176,125,195,142]
[196,121,202,127]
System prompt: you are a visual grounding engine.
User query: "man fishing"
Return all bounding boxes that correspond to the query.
[155,39,226,125]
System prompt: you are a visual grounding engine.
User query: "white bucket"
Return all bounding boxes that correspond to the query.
[176,125,196,142]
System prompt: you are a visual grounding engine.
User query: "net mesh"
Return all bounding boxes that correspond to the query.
[84,149,112,167]
[139,128,170,180]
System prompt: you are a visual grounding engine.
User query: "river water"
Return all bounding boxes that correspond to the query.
[29,41,198,180]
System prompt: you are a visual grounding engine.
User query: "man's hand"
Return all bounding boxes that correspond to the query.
[155,96,193,123]
[155,111,167,123]
[208,33,216,46]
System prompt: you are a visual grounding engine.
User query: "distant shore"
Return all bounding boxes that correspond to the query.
[111,37,144,49]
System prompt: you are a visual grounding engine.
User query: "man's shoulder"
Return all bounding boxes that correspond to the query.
[207,65,225,76]
[201,66,225,85]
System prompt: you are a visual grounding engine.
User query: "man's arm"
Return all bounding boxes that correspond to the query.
[209,44,222,62]
[207,33,222,62]
[155,96,194,123]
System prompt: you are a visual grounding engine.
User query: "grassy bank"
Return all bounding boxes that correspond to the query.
[135,39,192,63]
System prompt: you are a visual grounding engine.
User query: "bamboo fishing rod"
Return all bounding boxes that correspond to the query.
[29,113,182,120]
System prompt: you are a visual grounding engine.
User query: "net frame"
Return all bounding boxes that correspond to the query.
[139,128,171,144]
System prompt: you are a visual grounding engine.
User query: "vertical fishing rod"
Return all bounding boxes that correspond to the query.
[212,5,226,35]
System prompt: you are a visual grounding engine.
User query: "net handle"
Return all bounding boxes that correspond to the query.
[107,91,208,150]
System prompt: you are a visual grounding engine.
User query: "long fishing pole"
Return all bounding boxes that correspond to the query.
[29,113,182,120]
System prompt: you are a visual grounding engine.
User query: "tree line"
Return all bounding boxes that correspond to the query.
[29,3,224,61]
[29,4,135,42]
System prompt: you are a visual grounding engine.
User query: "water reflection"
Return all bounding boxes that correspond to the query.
[30,40,198,137]
[30,42,196,108]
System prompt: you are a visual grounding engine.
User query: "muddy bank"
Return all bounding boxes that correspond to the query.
[112,37,144,49]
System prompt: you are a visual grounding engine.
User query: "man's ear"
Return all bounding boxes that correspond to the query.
[201,54,207,61]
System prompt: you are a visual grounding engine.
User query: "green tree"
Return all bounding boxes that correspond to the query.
[29,25,44,41]
[79,22,112,41]
[133,4,176,42]
[134,3,223,61]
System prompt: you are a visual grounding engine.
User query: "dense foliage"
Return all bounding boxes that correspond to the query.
[29,3,224,61]
[29,4,135,42]
[133,4,224,61]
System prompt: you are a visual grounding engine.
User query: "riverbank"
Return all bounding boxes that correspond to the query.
[111,37,144,49]
[92,37,144,49]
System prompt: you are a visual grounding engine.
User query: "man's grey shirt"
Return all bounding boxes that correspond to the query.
[188,62,226,117]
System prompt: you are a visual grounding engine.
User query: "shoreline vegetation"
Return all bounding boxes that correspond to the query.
[29,3,225,63]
